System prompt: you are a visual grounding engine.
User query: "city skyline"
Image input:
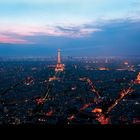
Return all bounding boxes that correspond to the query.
[0,0,140,125]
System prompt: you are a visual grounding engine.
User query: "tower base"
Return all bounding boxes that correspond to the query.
[55,64,65,72]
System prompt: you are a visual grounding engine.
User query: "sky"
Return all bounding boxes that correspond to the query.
[0,0,140,56]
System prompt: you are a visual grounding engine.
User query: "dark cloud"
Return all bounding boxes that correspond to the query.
[55,26,80,33]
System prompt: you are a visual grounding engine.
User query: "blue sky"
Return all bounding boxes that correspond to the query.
[0,0,140,56]
[1,0,140,25]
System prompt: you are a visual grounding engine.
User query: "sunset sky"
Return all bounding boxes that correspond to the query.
[0,0,140,56]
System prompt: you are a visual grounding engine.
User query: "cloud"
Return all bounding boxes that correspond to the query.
[54,25,102,38]
[1,17,139,44]
[0,24,102,44]
[0,34,31,44]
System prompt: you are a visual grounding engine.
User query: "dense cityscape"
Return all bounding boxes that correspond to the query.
[0,49,140,125]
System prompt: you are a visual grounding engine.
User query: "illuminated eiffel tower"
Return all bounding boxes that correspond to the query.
[55,48,65,72]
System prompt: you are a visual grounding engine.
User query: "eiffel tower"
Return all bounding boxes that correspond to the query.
[55,48,65,72]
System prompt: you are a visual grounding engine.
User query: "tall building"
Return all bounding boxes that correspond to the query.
[55,48,65,72]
